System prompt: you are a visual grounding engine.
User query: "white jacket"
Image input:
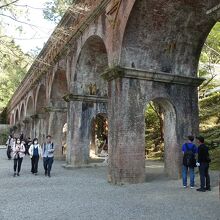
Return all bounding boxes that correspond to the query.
[12,144,25,159]
[28,144,42,158]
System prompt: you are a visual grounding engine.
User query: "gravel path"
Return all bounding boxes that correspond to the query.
[0,149,219,220]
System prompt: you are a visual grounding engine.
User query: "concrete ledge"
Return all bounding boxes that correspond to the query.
[102,66,205,86]
[63,94,108,103]
[62,162,107,169]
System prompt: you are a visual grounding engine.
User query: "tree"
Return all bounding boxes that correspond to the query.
[0,1,31,111]
[43,0,74,23]
[199,22,220,97]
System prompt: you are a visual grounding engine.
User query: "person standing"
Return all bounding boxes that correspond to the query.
[196,136,211,192]
[6,135,13,160]
[25,137,32,155]
[28,138,42,175]
[182,135,197,188]
[42,135,54,177]
[12,138,25,177]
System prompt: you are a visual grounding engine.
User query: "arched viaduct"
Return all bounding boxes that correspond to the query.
[7,0,220,184]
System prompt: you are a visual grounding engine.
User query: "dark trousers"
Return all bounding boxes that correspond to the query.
[14,157,23,173]
[31,155,39,174]
[199,162,210,189]
[7,146,12,159]
[43,157,54,175]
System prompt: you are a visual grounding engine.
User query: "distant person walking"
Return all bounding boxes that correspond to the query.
[25,137,32,155]
[42,135,54,177]
[29,138,42,175]
[196,136,211,192]
[12,138,25,177]
[182,135,197,188]
[6,135,13,160]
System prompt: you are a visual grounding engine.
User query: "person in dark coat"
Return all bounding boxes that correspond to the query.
[196,136,211,192]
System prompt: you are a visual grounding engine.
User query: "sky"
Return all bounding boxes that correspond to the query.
[4,0,56,53]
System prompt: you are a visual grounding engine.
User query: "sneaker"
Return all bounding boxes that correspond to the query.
[183,185,187,188]
[17,173,20,176]
[190,186,194,189]
[196,188,206,192]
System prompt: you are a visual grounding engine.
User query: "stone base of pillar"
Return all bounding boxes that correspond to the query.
[62,162,107,169]
[54,155,66,161]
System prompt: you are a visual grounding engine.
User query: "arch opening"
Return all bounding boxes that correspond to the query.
[144,98,177,179]
[36,85,47,114]
[89,113,108,163]
[50,70,68,105]
[26,96,34,117]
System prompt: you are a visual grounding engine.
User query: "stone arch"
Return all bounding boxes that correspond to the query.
[26,95,34,117]
[10,112,15,125]
[20,102,25,121]
[35,84,47,114]
[120,0,218,76]
[50,69,68,104]
[145,97,178,177]
[73,35,108,96]
[15,108,19,124]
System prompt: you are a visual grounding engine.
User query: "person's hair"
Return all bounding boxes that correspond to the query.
[196,136,204,143]
[16,138,21,144]
[46,135,51,138]
[33,138,38,144]
[188,135,194,142]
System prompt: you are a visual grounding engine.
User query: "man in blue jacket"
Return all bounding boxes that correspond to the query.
[182,135,197,188]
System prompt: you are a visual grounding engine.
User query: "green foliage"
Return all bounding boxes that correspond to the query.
[199,93,220,144]
[145,102,164,160]
[0,130,8,145]
[0,2,31,111]
[43,0,74,23]
[0,34,31,110]
[199,22,220,97]
[209,148,220,170]
[0,107,8,124]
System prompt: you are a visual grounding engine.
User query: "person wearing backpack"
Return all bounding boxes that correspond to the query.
[196,136,211,192]
[182,135,197,188]
[42,135,54,177]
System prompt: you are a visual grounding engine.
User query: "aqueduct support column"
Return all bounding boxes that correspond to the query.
[104,67,203,184]
[47,107,67,160]
[65,95,107,167]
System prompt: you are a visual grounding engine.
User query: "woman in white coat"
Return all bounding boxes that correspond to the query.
[12,138,26,177]
[28,138,42,175]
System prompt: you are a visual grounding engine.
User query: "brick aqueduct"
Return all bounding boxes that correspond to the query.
[7,0,220,184]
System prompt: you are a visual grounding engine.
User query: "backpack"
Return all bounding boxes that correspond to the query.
[183,143,196,167]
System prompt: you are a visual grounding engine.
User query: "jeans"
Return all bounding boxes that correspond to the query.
[14,157,23,173]
[199,162,210,189]
[31,155,39,173]
[182,165,195,187]
[43,157,54,175]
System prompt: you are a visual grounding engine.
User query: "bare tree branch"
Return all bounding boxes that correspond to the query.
[0,0,20,9]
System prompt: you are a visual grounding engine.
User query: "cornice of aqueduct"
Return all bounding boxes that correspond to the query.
[7,0,110,113]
